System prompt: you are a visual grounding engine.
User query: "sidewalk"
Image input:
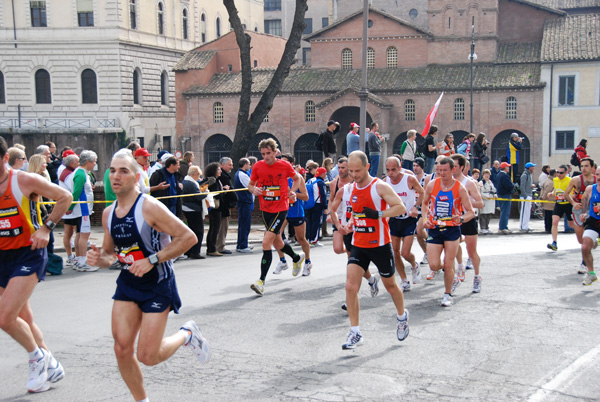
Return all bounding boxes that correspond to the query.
[51,213,566,254]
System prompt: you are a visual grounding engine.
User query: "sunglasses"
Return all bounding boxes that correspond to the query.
[557,171,566,174]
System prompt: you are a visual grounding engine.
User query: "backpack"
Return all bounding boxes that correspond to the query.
[315,133,323,151]
[304,177,319,210]
[570,152,580,167]
[46,253,63,275]
[457,141,468,156]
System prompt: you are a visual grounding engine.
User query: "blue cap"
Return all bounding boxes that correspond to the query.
[525,162,536,169]
[157,150,168,159]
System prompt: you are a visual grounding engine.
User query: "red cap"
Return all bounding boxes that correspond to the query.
[299,168,306,175]
[62,149,76,158]
[134,148,151,157]
[316,167,327,177]
[500,162,511,169]
[350,122,359,129]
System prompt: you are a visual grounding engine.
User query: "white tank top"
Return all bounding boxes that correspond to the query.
[337,183,353,226]
[462,176,478,216]
[385,174,415,219]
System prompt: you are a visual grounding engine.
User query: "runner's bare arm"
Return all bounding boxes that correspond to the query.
[290,172,301,192]
[296,176,309,201]
[466,180,484,209]
[329,188,344,230]
[408,176,424,217]
[564,179,582,210]
[328,178,338,205]
[248,179,262,196]
[377,181,406,218]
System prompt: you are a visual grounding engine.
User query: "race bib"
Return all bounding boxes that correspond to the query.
[263,186,281,201]
[352,211,375,233]
[0,207,24,237]
[115,243,146,266]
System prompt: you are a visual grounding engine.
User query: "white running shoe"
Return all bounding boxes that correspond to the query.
[236,247,253,254]
[578,263,588,274]
[292,252,305,276]
[451,275,461,293]
[441,293,453,307]
[426,269,438,280]
[420,253,428,265]
[250,279,264,296]
[466,258,473,270]
[75,262,99,272]
[273,261,288,274]
[396,310,409,341]
[27,350,50,393]
[411,265,422,284]
[473,275,482,293]
[65,254,76,269]
[342,331,364,350]
[368,275,380,297]
[45,350,64,383]
[457,264,466,282]
[401,279,411,292]
[302,262,312,276]
[180,320,211,364]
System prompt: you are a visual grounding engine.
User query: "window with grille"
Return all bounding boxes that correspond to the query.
[342,48,352,70]
[81,69,97,104]
[201,13,206,42]
[31,1,47,27]
[264,19,282,36]
[454,98,465,120]
[555,130,574,150]
[0,71,5,104]
[387,47,397,69]
[160,71,168,106]
[204,134,233,164]
[264,0,281,11]
[367,47,375,69]
[558,76,575,106]
[35,69,51,104]
[77,0,94,26]
[158,2,164,35]
[506,96,517,119]
[133,69,141,105]
[130,0,136,29]
[305,100,315,122]
[213,102,224,123]
[182,9,188,39]
[405,99,415,121]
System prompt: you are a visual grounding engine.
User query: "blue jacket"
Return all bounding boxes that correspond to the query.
[234,170,253,204]
[495,171,514,197]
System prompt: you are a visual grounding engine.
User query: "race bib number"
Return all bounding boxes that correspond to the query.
[556,190,565,201]
[593,202,600,215]
[352,212,375,233]
[115,243,146,267]
[0,207,24,237]
[263,186,281,201]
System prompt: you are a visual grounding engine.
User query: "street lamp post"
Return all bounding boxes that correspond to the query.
[358,0,369,152]
[469,24,477,134]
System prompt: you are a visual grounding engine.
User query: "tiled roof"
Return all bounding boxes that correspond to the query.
[182,64,543,97]
[541,13,600,62]
[509,0,567,14]
[315,86,394,108]
[173,50,217,71]
[527,0,600,10]
[497,42,542,63]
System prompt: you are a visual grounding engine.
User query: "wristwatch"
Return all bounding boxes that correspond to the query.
[460,217,464,223]
[378,211,384,218]
[43,219,56,231]
[148,253,159,266]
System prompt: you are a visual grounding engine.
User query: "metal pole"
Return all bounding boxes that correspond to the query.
[469,24,475,134]
[358,0,369,152]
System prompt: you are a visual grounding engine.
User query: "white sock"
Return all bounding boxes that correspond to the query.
[137,399,149,402]
[180,329,191,345]
[397,311,407,321]
[77,256,86,265]
[367,276,376,284]
[351,326,360,334]
[458,263,464,270]
[28,347,43,361]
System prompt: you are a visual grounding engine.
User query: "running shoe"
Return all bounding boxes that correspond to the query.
[45,350,64,383]
[473,275,482,293]
[578,263,587,275]
[27,350,50,393]
[547,242,558,251]
[75,262,99,272]
[441,293,453,307]
[250,280,264,296]
[342,331,364,350]
[236,247,253,254]
[302,262,312,276]
[180,320,211,364]
[396,310,409,341]
[292,252,305,277]
[420,253,428,265]
[451,275,461,293]
[65,254,77,269]
[310,241,324,247]
[583,272,598,286]
[411,265,422,284]
[401,279,411,292]
[368,275,380,297]
[466,258,473,270]
[457,265,466,282]
[341,303,347,311]
[273,261,288,274]
[426,270,438,280]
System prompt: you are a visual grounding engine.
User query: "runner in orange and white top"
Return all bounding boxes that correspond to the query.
[421,157,475,307]
[340,151,409,350]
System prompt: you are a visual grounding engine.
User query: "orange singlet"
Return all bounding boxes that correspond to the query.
[427,178,463,227]
[0,170,41,250]
[350,178,391,248]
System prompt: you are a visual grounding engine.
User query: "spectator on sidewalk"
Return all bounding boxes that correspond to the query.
[321,120,340,162]
[70,150,97,272]
[149,156,182,216]
[519,162,536,232]
[306,167,328,246]
[399,129,417,172]
[59,153,80,268]
[479,169,497,234]
[423,125,438,174]
[179,151,194,177]
[7,147,26,171]
[182,165,208,259]
[346,123,360,155]
[496,162,514,234]
[216,157,237,255]
[538,165,550,187]
[541,169,556,233]
[205,162,223,257]
[368,122,384,176]
[235,158,254,253]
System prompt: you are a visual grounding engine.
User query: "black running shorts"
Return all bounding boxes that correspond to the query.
[348,243,395,278]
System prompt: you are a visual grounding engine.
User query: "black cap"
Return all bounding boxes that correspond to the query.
[327,120,338,127]
[414,157,425,168]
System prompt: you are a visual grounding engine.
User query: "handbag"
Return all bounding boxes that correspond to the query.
[480,155,490,164]
[46,253,63,275]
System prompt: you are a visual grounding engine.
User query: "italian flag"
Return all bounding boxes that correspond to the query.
[421,92,444,137]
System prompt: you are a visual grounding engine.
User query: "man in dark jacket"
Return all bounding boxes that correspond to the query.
[495,162,515,233]
[234,158,254,253]
[149,156,182,217]
[321,120,340,162]
[217,157,237,254]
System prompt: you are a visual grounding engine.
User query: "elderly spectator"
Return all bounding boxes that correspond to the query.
[182,165,208,259]
[44,141,61,184]
[179,151,194,177]
[204,162,224,257]
[400,129,417,172]
[234,158,254,253]
[216,157,237,255]
[59,153,80,267]
[519,162,536,232]
[479,169,497,234]
[7,147,27,171]
[149,156,182,216]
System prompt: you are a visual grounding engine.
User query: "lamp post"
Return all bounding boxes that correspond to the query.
[358,0,369,152]
[469,24,477,134]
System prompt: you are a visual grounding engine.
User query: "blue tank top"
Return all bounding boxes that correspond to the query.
[287,178,305,218]
[589,184,600,220]
[107,193,174,289]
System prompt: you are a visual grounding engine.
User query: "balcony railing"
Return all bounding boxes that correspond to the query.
[0,118,120,130]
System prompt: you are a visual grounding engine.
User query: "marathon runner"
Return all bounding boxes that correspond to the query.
[579,167,600,286]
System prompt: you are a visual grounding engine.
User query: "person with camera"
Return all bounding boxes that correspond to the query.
[321,120,340,162]
[507,133,523,182]
[472,133,489,172]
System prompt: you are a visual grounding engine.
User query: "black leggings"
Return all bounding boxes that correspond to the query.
[207,209,222,253]
[184,211,205,255]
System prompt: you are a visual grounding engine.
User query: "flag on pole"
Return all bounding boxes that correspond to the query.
[420,92,444,137]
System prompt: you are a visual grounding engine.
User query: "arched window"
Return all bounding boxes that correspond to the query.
[133,69,141,105]
[81,69,97,104]
[305,100,315,122]
[248,133,281,160]
[216,17,221,37]
[506,96,517,120]
[182,9,188,39]
[342,48,352,70]
[157,2,164,35]
[295,133,321,166]
[387,46,398,69]
[213,102,224,123]
[201,13,206,42]
[0,71,5,104]
[160,71,168,106]
[129,0,136,29]
[454,98,465,120]
[404,99,415,121]
[35,69,51,104]
[367,47,375,69]
[204,134,232,164]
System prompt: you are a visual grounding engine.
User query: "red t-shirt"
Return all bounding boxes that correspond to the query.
[250,159,297,213]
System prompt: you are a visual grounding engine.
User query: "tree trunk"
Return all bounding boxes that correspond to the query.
[223,0,308,170]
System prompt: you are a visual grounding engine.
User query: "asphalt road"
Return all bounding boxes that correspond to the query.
[1,232,599,402]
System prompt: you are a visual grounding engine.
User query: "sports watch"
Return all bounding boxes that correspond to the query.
[43,219,57,231]
[148,253,159,266]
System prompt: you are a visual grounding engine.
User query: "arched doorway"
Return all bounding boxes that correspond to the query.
[491,129,530,178]
[204,134,232,165]
[393,131,426,156]
[247,132,282,160]
[330,106,372,156]
[294,133,321,166]
[451,130,470,147]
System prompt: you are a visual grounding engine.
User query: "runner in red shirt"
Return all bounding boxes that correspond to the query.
[248,138,303,295]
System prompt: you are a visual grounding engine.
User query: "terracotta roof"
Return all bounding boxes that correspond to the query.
[508,0,567,14]
[182,64,543,97]
[304,6,432,41]
[527,0,600,10]
[541,13,600,62]
[315,86,394,108]
[173,50,217,71]
[497,42,542,63]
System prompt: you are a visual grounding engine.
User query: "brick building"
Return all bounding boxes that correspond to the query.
[176,0,582,175]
